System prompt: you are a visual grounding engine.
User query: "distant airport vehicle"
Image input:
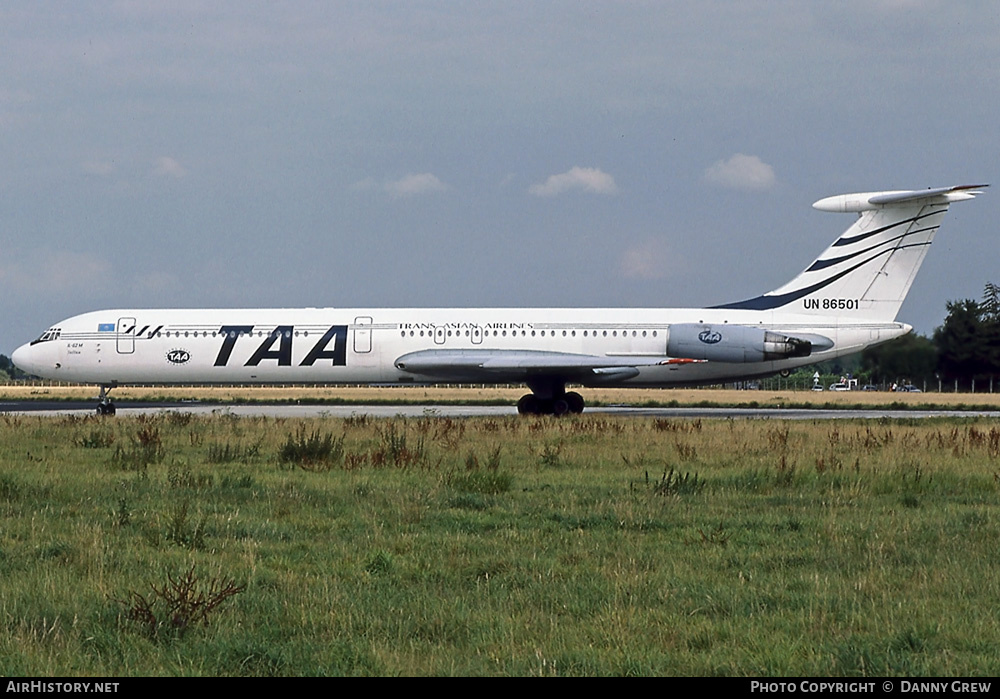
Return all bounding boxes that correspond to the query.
[829,378,859,391]
[12,184,986,415]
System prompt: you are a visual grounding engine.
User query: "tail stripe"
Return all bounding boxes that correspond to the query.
[832,210,939,247]
[807,225,939,272]
[712,242,931,311]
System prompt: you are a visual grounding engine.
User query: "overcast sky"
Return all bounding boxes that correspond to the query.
[2,1,997,354]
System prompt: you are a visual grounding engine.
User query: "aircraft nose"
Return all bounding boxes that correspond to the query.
[12,343,33,374]
[12,342,42,377]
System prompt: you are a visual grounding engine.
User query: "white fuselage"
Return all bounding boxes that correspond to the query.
[12,306,908,388]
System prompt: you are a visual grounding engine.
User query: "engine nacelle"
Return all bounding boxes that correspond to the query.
[666,323,814,363]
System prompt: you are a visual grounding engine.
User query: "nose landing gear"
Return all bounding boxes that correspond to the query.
[96,384,117,416]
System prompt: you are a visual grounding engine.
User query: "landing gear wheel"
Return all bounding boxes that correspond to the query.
[517,394,541,415]
[96,384,117,416]
[517,391,584,416]
[565,391,585,414]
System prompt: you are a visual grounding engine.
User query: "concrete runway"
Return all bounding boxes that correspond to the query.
[3,400,1000,420]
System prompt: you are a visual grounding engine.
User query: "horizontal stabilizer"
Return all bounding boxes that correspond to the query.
[813,184,988,213]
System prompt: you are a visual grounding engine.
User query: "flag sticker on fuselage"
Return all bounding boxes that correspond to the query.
[98,323,115,332]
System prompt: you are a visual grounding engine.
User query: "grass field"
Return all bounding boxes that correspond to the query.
[4,382,1000,411]
[2,411,999,676]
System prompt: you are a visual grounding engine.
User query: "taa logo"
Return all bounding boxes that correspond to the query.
[213,325,348,367]
[166,349,191,365]
[698,329,723,344]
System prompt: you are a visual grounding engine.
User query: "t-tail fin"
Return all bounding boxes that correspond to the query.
[714,184,987,321]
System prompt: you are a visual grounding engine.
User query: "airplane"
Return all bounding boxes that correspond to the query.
[11,183,987,416]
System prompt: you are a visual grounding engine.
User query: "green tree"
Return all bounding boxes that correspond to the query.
[861,333,937,387]
[0,353,29,381]
[982,282,1000,321]
[933,289,1000,388]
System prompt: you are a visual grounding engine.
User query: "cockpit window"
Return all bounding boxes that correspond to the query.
[30,328,61,345]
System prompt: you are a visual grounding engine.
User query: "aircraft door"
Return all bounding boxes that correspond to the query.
[433,326,446,344]
[354,316,372,353]
[117,317,136,354]
[471,325,483,344]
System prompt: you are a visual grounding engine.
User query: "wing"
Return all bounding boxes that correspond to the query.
[394,349,698,384]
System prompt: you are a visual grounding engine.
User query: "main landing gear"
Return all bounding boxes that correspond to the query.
[96,385,116,416]
[516,379,585,416]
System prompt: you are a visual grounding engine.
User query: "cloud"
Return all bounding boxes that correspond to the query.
[703,154,776,191]
[1,248,182,307]
[384,173,448,198]
[617,239,675,280]
[131,270,181,295]
[153,156,186,178]
[529,167,619,197]
[352,173,449,198]
[0,249,112,295]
